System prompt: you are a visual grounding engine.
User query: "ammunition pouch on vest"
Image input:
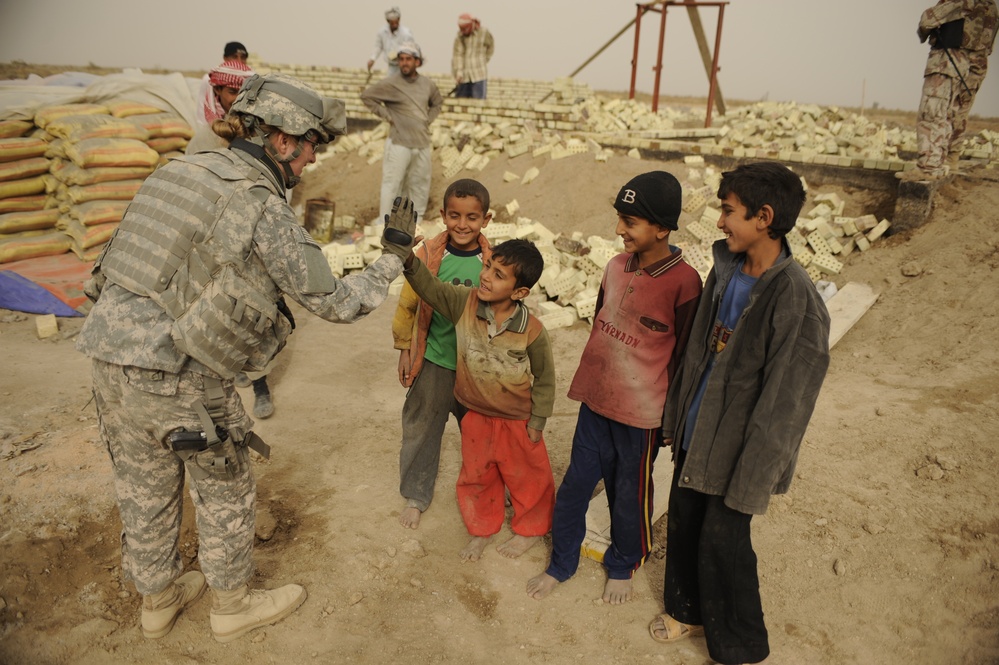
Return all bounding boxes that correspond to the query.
[95,152,291,379]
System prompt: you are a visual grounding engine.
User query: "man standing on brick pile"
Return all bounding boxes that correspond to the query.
[452,13,494,99]
[362,42,443,223]
[368,6,416,79]
[911,0,998,178]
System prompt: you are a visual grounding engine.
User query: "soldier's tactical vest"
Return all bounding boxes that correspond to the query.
[95,151,292,378]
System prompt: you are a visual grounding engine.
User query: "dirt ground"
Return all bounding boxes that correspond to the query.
[2,80,999,663]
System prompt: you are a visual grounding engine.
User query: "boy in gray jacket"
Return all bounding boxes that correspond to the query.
[649,161,830,665]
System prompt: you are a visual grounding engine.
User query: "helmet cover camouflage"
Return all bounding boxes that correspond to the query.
[229,73,346,143]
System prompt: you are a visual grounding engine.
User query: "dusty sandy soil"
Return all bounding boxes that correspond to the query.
[1,83,999,664]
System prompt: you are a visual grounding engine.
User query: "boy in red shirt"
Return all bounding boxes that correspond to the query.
[528,171,702,603]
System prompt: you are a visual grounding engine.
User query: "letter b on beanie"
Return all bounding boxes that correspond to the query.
[613,171,682,230]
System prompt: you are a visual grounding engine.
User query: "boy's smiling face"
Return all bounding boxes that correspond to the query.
[718,191,770,254]
[442,195,491,251]
[616,213,667,255]
[477,256,527,304]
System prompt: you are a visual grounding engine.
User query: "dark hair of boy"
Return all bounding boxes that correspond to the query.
[490,239,543,290]
[443,178,490,214]
[223,41,248,59]
[717,161,806,239]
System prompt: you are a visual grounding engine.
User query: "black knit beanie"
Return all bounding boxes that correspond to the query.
[613,171,682,230]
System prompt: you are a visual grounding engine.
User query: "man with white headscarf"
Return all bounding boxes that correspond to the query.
[368,7,416,78]
[362,42,442,223]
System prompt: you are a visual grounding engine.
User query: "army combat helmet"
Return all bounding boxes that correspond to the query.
[229,73,346,186]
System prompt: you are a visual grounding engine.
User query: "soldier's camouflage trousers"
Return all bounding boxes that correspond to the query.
[91,359,256,596]
[917,72,980,175]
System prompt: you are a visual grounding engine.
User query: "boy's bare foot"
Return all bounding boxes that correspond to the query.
[602,578,633,604]
[526,572,559,599]
[399,501,422,529]
[496,534,540,559]
[460,536,492,562]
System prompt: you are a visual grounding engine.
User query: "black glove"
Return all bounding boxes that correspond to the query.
[382,196,416,262]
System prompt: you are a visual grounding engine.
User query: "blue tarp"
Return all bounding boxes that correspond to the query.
[0,270,83,317]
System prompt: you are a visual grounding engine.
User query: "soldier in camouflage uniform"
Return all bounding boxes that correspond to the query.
[915,0,998,177]
[76,73,417,643]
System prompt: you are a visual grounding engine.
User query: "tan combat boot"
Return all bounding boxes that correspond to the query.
[209,583,307,643]
[141,570,207,639]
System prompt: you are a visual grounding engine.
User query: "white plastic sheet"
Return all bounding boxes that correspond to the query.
[0,69,200,128]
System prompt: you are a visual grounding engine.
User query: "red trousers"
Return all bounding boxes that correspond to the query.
[457,410,555,537]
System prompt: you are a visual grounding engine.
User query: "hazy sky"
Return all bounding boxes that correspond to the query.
[1,0,996,117]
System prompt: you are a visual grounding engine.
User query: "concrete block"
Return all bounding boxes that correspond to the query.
[575,255,603,278]
[810,252,843,275]
[792,245,813,268]
[588,245,617,269]
[342,253,364,270]
[532,144,553,158]
[806,264,823,283]
[680,243,711,276]
[326,253,344,277]
[538,264,561,292]
[700,206,721,224]
[530,221,555,243]
[538,300,565,315]
[807,231,832,255]
[521,167,540,185]
[572,294,599,320]
[826,218,848,237]
[546,267,584,297]
[686,219,725,243]
[814,219,835,239]
[505,142,531,158]
[505,199,520,217]
[627,148,641,159]
[550,145,573,160]
[682,188,708,213]
[483,222,515,241]
[806,203,833,219]
[503,171,520,183]
[786,227,808,248]
[866,219,891,242]
[35,314,58,339]
[537,308,577,330]
[514,223,536,239]
[853,233,871,252]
